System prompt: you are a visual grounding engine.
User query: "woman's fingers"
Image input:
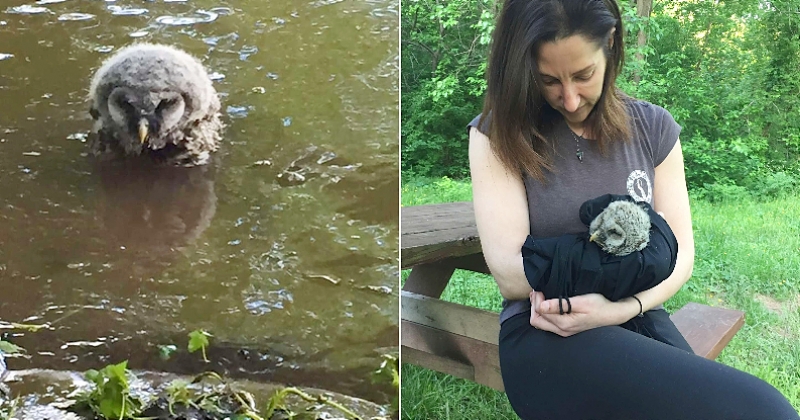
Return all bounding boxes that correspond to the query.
[530,310,569,336]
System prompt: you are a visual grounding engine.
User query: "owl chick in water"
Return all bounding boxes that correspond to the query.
[588,199,651,256]
[88,43,223,166]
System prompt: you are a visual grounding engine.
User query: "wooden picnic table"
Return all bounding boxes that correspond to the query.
[401,201,746,392]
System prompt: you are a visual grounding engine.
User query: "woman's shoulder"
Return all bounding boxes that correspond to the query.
[623,97,682,166]
[624,98,676,122]
[626,98,675,126]
[467,112,491,136]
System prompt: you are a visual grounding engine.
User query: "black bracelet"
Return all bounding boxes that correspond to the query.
[632,295,644,318]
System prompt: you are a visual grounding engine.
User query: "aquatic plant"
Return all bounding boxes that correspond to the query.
[371,353,399,413]
[157,344,177,361]
[1,328,386,420]
[0,341,25,357]
[164,378,194,415]
[188,329,212,363]
[263,387,363,420]
[0,396,20,420]
[78,361,145,419]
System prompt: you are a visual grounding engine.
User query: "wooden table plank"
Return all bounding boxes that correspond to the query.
[402,320,505,391]
[401,202,481,268]
[670,302,746,359]
[402,291,500,344]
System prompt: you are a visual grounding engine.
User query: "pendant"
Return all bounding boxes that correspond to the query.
[576,150,584,162]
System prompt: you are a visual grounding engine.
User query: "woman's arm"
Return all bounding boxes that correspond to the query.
[469,127,533,301]
[532,139,695,336]
[631,138,695,311]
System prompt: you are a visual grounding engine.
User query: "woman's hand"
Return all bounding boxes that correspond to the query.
[529,291,639,337]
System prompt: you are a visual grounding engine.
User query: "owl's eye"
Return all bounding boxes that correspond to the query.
[118,97,135,112]
[156,99,177,114]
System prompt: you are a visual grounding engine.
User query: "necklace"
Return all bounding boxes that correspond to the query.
[570,128,585,163]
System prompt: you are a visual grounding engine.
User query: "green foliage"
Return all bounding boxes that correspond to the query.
[402,0,800,197]
[401,176,472,206]
[80,361,144,419]
[164,379,194,416]
[372,353,399,413]
[263,387,363,420]
[188,330,211,363]
[699,183,751,204]
[0,397,19,420]
[401,0,495,179]
[157,344,177,361]
[0,341,25,356]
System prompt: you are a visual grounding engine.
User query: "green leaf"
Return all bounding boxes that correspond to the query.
[188,330,210,353]
[0,341,25,355]
[84,369,101,385]
[79,361,143,419]
[158,344,178,361]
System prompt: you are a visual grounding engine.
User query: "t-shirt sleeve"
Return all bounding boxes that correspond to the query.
[652,105,681,167]
[466,113,491,136]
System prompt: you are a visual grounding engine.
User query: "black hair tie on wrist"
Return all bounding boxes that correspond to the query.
[632,295,644,318]
[558,296,572,315]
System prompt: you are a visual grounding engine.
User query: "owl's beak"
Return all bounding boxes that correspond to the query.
[589,232,599,243]
[138,118,149,144]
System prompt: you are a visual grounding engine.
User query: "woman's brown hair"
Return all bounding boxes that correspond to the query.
[480,0,631,182]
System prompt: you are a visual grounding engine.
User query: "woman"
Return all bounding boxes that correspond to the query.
[468,0,799,418]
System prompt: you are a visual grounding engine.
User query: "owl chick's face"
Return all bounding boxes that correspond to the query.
[589,200,651,256]
[107,87,186,150]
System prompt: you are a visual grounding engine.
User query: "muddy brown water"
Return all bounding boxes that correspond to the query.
[0,0,398,404]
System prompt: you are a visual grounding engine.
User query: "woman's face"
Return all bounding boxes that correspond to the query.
[537,34,608,131]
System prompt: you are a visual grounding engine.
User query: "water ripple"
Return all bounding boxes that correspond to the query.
[155,10,219,26]
[370,8,397,18]
[226,105,253,119]
[6,5,51,14]
[107,6,148,16]
[57,13,95,21]
[209,7,234,16]
[239,45,258,61]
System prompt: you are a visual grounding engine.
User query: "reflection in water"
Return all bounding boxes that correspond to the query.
[0,0,398,404]
[94,160,217,255]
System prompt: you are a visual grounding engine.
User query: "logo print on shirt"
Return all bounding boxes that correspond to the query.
[627,170,652,203]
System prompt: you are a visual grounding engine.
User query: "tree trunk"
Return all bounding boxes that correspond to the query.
[633,0,654,84]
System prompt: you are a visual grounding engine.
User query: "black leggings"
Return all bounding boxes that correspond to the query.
[499,310,799,420]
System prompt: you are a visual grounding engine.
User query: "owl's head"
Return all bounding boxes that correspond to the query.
[588,200,650,256]
[88,43,220,155]
[106,87,186,150]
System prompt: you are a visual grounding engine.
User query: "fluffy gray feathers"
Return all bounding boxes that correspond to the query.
[88,43,223,166]
[588,200,651,256]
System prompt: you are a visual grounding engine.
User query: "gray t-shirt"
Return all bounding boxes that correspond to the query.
[468,99,682,324]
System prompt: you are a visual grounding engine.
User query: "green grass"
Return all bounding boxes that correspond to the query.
[401,178,800,419]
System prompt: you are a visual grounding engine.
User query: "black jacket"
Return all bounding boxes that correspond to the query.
[521,194,678,313]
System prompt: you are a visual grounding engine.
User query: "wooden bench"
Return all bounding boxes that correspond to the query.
[401,201,746,392]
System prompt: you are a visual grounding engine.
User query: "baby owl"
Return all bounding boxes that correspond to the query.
[588,199,651,256]
[87,43,223,167]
